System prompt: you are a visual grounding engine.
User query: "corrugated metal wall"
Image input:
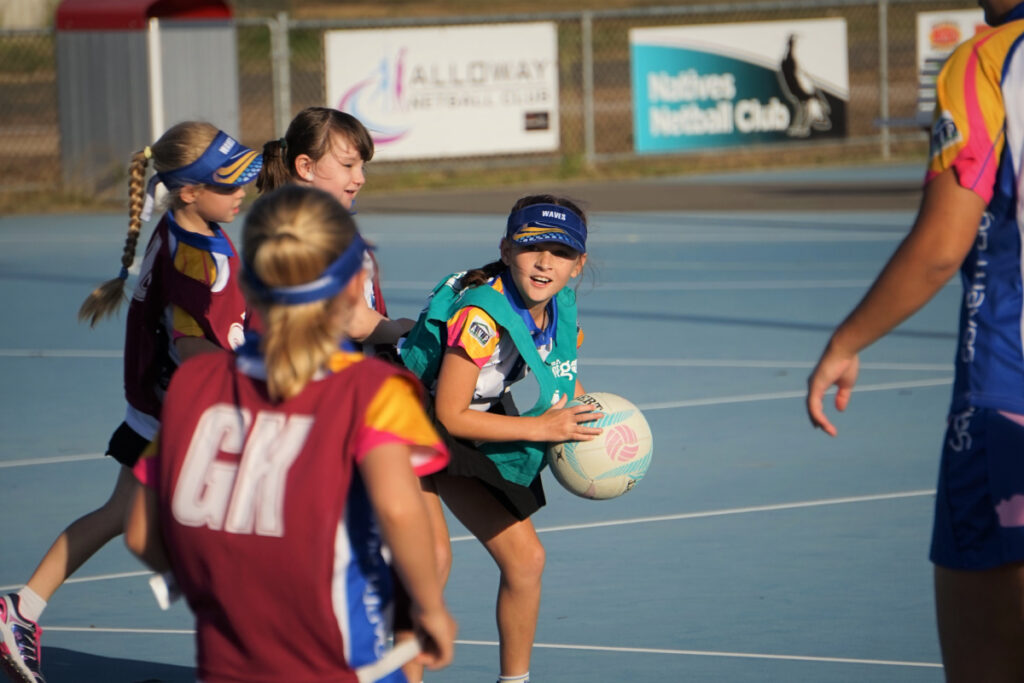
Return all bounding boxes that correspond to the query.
[57,30,150,192]
[55,20,240,194]
[159,21,239,140]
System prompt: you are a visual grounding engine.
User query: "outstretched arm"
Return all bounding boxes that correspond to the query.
[345,302,415,345]
[806,168,985,436]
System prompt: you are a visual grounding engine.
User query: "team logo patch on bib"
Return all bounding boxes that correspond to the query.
[930,110,962,159]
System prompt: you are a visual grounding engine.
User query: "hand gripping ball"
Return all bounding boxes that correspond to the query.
[546,392,653,500]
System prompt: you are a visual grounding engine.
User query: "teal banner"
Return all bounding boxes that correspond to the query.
[631,44,847,153]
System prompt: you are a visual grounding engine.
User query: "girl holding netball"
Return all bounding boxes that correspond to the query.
[257,106,413,351]
[400,194,602,683]
[0,122,261,683]
[124,185,456,682]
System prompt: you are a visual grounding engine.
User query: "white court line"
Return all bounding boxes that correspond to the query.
[474,640,943,670]
[450,490,935,542]
[380,279,884,292]
[578,279,957,292]
[571,280,876,291]
[585,358,951,371]
[2,490,934,591]
[637,377,952,412]
[0,570,152,593]
[1,379,950,469]
[46,626,195,635]
[0,349,122,358]
[38,627,938,670]
[0,453,105,469]
[32,630,940,669]
[0,351,950,372]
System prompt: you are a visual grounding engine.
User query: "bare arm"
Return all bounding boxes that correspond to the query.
[434,346,601,443]
[123,480,171,573]
[806,169,985,436]
[344,302,415,345]
[358,443,456,670]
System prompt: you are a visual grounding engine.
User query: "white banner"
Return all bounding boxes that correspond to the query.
[325,23,560,160]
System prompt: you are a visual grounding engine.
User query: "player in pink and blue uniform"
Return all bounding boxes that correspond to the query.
[807,1,1024,679]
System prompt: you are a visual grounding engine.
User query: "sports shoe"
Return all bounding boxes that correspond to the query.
[0,593,44,683]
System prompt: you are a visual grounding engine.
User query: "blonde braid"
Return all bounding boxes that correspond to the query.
[78,149,150,326]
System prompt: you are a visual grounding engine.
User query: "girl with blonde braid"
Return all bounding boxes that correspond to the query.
[124,185,456,683]
[0,122,261,683]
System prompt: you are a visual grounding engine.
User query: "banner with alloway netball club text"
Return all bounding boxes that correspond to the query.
[630,19,848,153]
[325,23,559,161]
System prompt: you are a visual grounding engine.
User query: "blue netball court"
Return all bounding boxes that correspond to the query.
[0,162,951,682]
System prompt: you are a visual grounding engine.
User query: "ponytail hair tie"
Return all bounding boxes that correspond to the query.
[278,137,287,152]
[143,146,153,159]
[118,265,129,281]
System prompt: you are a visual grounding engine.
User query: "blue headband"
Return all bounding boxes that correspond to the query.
[140,131,262,221]
[243,233,372,305]
[505,203,587,254]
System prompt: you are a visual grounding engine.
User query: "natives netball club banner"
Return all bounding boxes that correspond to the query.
[630,19,848,153]
[325,23,559,160]
[915,9,986,126]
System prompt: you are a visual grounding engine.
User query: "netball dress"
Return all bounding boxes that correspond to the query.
[121,212,248,445]
[134,346,447,683]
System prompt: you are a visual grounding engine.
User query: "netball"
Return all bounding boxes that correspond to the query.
[546,392,653,500]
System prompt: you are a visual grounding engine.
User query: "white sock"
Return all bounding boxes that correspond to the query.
[497,673,529,683]
[16,586,46,622]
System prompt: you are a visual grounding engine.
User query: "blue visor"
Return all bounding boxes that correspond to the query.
[243,233,372,306]
[505,203,587,254]
[157,131,262,189]
[141,130,262,221]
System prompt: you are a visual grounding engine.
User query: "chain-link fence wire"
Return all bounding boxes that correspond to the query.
[0,28,57,193]
[0,0,978,197]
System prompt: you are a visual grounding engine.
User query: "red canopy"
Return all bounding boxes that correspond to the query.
[56,0,231,31]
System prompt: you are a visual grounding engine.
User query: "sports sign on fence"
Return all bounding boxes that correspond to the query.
[915,9,986,126]
[325,23,560,160]
[630,19,848,153]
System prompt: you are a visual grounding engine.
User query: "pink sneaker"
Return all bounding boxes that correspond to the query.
[0,594,44,683]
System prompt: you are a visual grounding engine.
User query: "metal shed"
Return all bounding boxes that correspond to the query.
[56,0,239,193]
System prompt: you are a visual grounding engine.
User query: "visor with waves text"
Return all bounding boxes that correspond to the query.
[141,131,262,221]
[157,131,262,189]
[505,203,587,254]
[243,232,372,306]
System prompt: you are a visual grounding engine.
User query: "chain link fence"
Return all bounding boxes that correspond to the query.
[0,0,977,199]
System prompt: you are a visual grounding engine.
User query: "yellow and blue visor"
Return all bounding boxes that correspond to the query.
[141,131,261,221]
[158,131,262,189]
[505,203,587,254]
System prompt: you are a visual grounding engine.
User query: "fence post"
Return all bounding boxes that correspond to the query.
[581,10,595,169]
[878,0,890,160]
[270,11,292,138]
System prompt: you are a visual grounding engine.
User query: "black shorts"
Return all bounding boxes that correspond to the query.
[106,422,150,467]
[431,392,545,521]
